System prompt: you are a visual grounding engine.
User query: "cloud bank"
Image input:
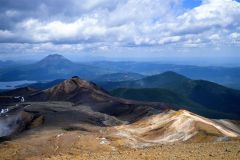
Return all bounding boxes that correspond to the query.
[0,0,240,56]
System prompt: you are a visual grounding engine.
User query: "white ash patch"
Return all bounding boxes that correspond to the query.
[97,137,110,145]
[114,110,240,148]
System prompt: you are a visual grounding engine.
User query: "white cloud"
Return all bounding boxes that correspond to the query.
[17,16,107,42]
[209,34,220,41]
[0,30,14,39]
[5,10,19,17]
[230,32,240,39]
[0,0,240,55]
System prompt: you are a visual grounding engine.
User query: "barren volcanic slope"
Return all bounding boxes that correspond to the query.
[0,77,239,160]
[113,110,240,148]
[26,77,171,119]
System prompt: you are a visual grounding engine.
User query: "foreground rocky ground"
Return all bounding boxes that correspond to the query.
[0,127,239,160]
[46,142,240,160]
[1,141,240,160]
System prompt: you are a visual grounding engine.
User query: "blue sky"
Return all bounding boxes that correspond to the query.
[0,0,240,64]
[183,0,202,8]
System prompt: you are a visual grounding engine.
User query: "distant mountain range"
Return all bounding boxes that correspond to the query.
[85,61,240,89]
[1,54,240,90]
[0,60,17,68]
[101,71,240,119]
[15,72,145,90]
[0,54,110,81]
[93,72,145,82]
